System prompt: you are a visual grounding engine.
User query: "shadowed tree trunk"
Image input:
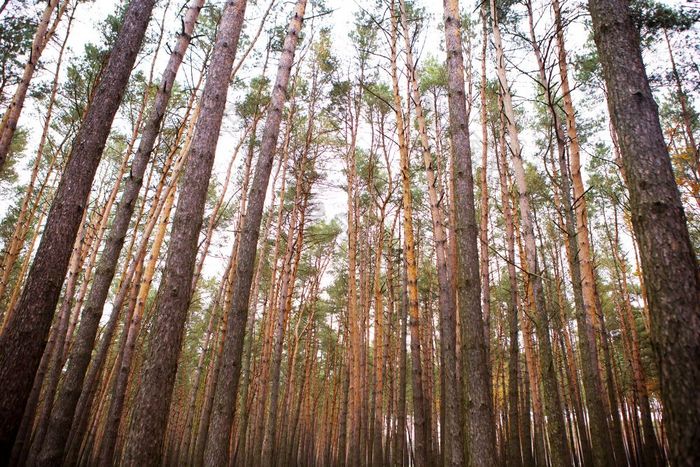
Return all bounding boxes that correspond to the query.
[494,85,522,467]
[443,0,497,465]
[388,3,430,463]
[588,0,700,465]
[523,1,613,464]
[202,1,307,464]
[119,0,248,463]
[399,1,463,464]
[35,3,205,463]
[0,0,156,460]
[489,1,570,464]
[96,186,176,466]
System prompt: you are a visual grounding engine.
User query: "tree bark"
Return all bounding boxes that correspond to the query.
[588,1,700,464]
[443,0,497,465]
[0,0,156,460]
[202,1,306,464]
[119,1,247,464]
[523,1,614,464]
[495,99,522,467]
[36,3,203,462]
[388,4,430,464]
[400,2,462,465]
[97,186,176,466]
[489,1,571,464]
[0,0,69,168]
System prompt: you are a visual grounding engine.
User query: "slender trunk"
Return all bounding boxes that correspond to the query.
[261,167,310,466]
[0,9,73,307]
[25,208,92,465]
[178,278,225,464]
[489,2,570,464]
[388,4,430,464]
[495,106,521,467]
[399,2,462,464]
[203,2,306,464]
[0,0,69,168]
[62,119,195,465]
[443,1,497,464]
[522,1,613,464]
[97,187,176,466]
[608,206,662,466]
[394,261,408,467]
[478,7,492,378]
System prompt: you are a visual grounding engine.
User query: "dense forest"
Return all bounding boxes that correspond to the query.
[0,0,698,465]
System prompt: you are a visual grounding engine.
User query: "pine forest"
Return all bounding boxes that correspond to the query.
[0,0,698,465]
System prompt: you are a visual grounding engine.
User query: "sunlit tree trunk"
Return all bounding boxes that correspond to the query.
[0,10,73,309]
[388,4,430,464]
[0,0,69,168]
[398,2,461,464]
[489,2,570,464]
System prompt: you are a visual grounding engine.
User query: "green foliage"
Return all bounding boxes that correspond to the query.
[419,56,447,95]
[236,75,271,121]
[313,28,338,75]
[631,0,700,38]
[0,128,27,191]
[523,162,550,211]
[0,12,35,104]
[350,7,378,67]
[484,0,521,28]
[363,81,393,116]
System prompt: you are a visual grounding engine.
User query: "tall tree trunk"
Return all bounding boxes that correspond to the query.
[495,102,521,467]
[0,8,73,308]
[550,2,631,464]
[398,2,462,465]
[342,63,364,467]
[662,29,698,172]
[62,117,195,465]
[609,205,662,466]
[588,1,700,464]
[489,1,570,465]
[203,1,306,464]
[260,161,310,466]
[0,0,156,459]
[394,260,408,467]
[25,207,92,465]
[522,1,613,464]
[120,1,247,463]
[443,1,497,465]
[0,0,69,168]
[97,186,176,466]
[478,7,492,380]
[388,4,430,464]
[36,2,204,461]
